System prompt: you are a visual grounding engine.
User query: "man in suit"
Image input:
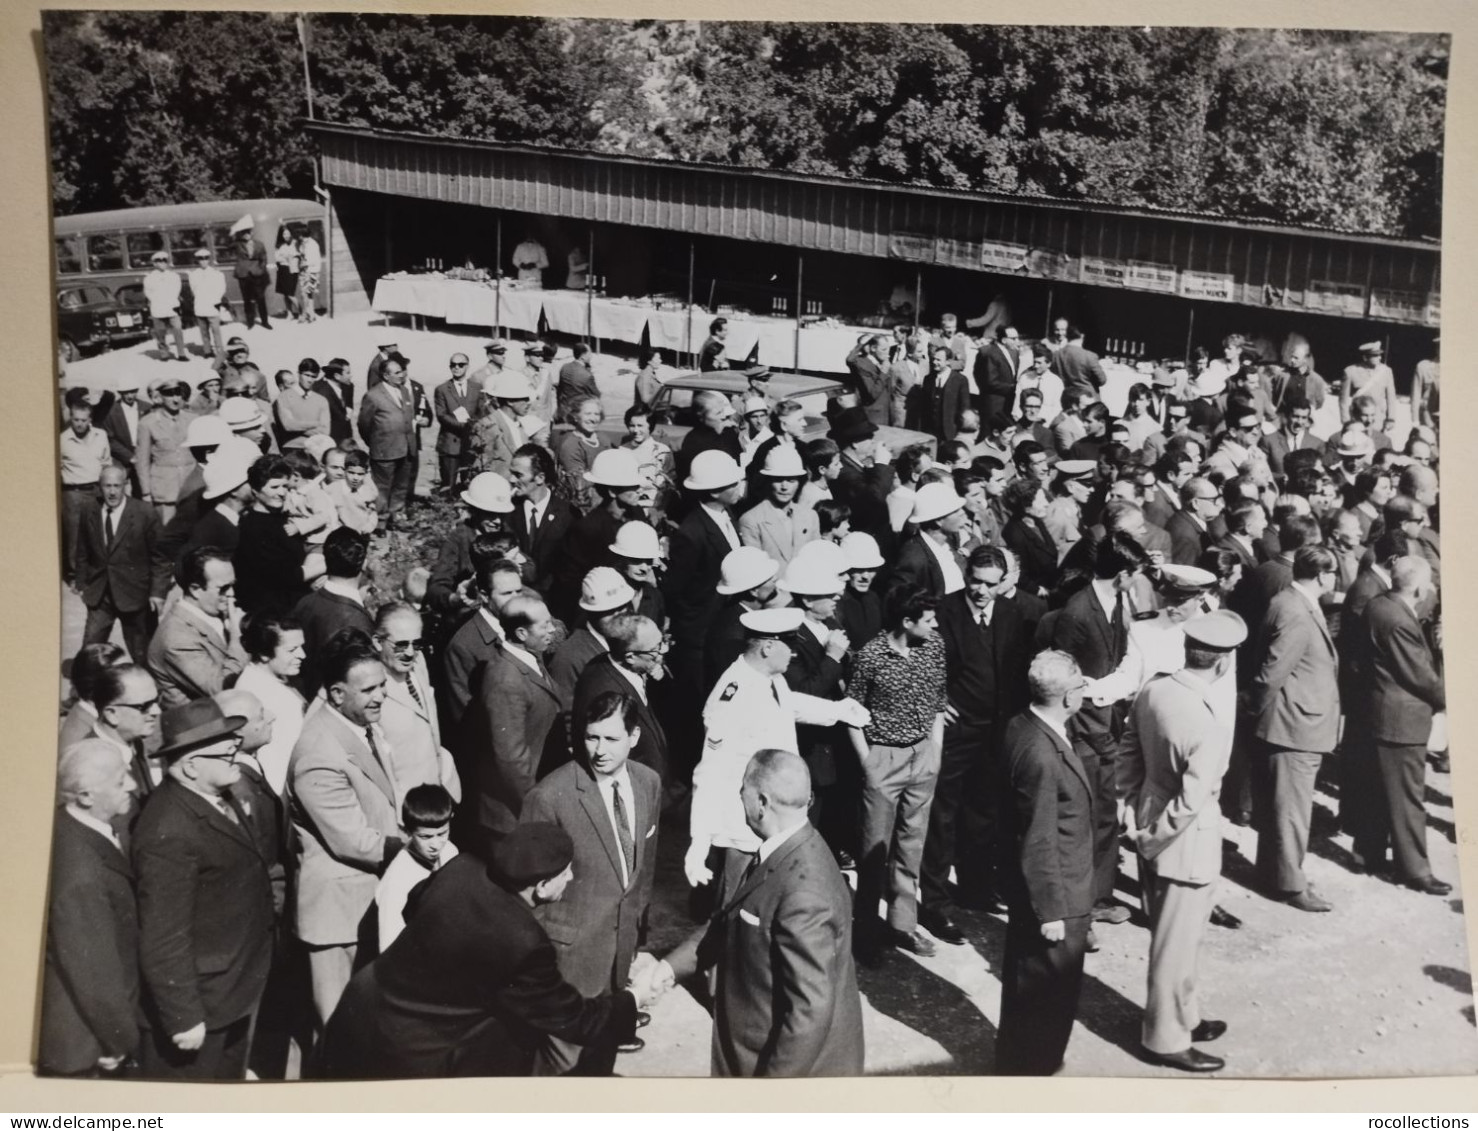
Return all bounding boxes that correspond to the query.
[521,692,662,1074]
[1166,477,1224,566]
[509,444,576,600]
[844,334,890,427]
[291,527,374,698]
[889,482,968,602]
[426,471,516,618]
[1246,546,1342,911]
[658,749,864,1077]
[432,352,483,491]
[461,595,568,838]
[550,449,646,623]
[373,603,461,811]
[738,445,819,567]
[470,371,549,480]
[133,378,197,527]
[1121,612,1246,1073]
[146,547,244,710]
[1263,396,1326,482]
[132,699,274,1079]
[101,372,145,496]
[232,226,271,329]
[997,650,1094,1076]
[1214,501,1268,573]
[1143,449,1196,530]
[921,546,1033,940]
[829,408,897,555]
[313,359,356,445]
[976,325,1026,422]
[1360,557,1449,894]
[914,343,971,443]
[356,353,418,531]
[1048,326,1107,400]
[320,824,652,1078]
[87,663,165,805]
[39,741,142,1077]
[441,555,523,728]
[365,339,398,390]
[77,465,162,663]
[548,567,635,702]
[288,636,406,1026]
[573,615,670,786]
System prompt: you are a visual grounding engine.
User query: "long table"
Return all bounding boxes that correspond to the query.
[371,275,881,375]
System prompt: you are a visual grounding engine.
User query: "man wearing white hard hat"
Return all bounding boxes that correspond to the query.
[153,430,256,588]
[737,444,818,567]
[891,482,968,600]
[426,471,515,617]
[547,567,637,702]
[608,521,667,627]
[469,368,549,480]
[175,446,256,562]
[134,376,198,526]
[704,547,783,691]
[837,531,886,650]
[219,396,270,453]
[689,606,870,890]
[1120,609,1249,1073]
[552,449,646,623]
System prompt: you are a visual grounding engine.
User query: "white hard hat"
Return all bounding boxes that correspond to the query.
[610,521,661,561]
[684,449,743,492]
[758,445,806,478]
[839,532,886,571]
[461,471,515,514]
[486,369,534,400]
[715,546,779,595]
[910,482,966,526]
[778,555,844,597]
[584,448,642,489]
[791,539,850,580]
[184,414,233,449]
[579,566,637,614]
[201,452,251,500]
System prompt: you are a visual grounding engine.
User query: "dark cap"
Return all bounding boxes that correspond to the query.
[298,357,321,376]
[828,406,877,446]
[489,822,574,889]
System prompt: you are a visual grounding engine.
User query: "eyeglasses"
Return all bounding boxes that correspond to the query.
[450,362,468,369]
[630,640,671,657]
[384,638,423,654]
[224,389,252,399]
[113,698,159,713]
[190,743,241,762]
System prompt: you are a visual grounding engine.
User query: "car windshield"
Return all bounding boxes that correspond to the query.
[115,285,147,307]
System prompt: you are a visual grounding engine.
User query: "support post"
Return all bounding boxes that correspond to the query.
[794,253,804,372]
[494,216,502,339]
[686,239,695,367]
[1184,304,1196,366]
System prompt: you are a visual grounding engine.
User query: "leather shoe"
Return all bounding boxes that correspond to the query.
[1091,902,1130,925]
[892,928,937,958]
[635,1011,651,1029]
[1406,876,1453,896]
[918,907,966,945]
[1142,1046,1225,1073]
[1209,906,1242,930]
[618,1036,645,1054]
[1282,889,1333,913]
[1191,1019,1227,1043]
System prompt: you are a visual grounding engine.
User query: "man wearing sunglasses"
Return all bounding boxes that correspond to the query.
[374,602,460,811]
[433,353,483,492]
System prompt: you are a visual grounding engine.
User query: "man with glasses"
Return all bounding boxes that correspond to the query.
[133,698,273,1079]
[1167,477,1224,566]
[292,528,374,698]
[1205,407,1264,481]
[90,663,165,805]
[433,353,483,492]
[976,324,1027,423]
[573,613,671,786]
[142,250,189,362]
[1246,546,1342,912]
[374,602,460,811]
[356,353,419,532]
[147,547,243,711]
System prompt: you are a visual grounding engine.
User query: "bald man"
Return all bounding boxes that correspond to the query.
[659,749,864,1077]
[40,741,141,1076]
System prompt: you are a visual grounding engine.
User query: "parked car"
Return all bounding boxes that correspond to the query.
[56,283,151,361]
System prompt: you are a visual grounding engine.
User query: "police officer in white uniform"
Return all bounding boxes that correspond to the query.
[687,607,870,890]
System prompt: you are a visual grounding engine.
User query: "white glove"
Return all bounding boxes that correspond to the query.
[834,697,872,729]
[684,840,714,887]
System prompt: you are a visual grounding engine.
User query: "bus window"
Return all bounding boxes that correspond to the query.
[172,227,210,266]
[126,230,167,267]
[55,237,82,275]
[212,228,240,266]
[86,234,124,272]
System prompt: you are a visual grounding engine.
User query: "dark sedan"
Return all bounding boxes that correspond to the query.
[56,283,152,361]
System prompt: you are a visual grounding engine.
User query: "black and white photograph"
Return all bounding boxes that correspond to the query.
[29,10,1471,1085]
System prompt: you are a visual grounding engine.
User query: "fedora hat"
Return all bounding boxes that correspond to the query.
[828,406,876,446]
[584,449,643,489]
[1334,431,1374,459]
[461,471,515,514]
[910,482,966,526]
[219,398,267,433]
[156,698,245,762]
[579,566,637,614]
[715,546,779,595]
[683,450,742,492]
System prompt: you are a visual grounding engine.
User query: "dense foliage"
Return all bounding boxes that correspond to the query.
[43,14,1447,237]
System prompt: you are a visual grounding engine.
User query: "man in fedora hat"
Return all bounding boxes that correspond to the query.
[433,352,484,491]
[366,339,399,391]
[133,698,274,1078]
[738,445,818,567]
[828,406,895,554]
[427,470,515,616]
[1340,341,1397,434]
[470,369,547,480]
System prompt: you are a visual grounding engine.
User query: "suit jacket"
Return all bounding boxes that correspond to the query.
[39,812,141,1073]
[288,706,405,947]
[442,608,503,727]
[889,533,950,601]
[937,591,1032,730]
[462,650,568,837]
[1213,532,1261,573]
[831,455,896,555]
[1363,593,1445,745]
[1050,584,1125,757]
[1141,481,1181,530]
[1002,711,1095,924]
[664,506,737,646]
[78,499,161,614]
[292,587,374,697]
[547,626,608,704]
[1248,587,1340,753]
[357,382,418,462]
[379,658,462,809]
[101,400,141,467]
[1002,515,1059,598]
[132,779,274,1033]
[521,760,661,994]
[844,349,890,427]
[134,409,198,505]
[667,824,863,1077]
[1165,509,1212,566]
[912,368,970,441]
[510,494,578,598]
[975,340,1023,420]
[319,854,637,1079]
[233,237,269,281]
[468,407,525,479]
[146,603,244,710]
[572,656,668,784]
[1049,343,1107,397]
[1263,428,1327,480]
[1120,671,1231,884]
[433,376,483,457]
[312,377,355,445]
[737,498,818,567]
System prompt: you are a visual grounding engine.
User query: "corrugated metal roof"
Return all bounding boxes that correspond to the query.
[305,121,1437,251]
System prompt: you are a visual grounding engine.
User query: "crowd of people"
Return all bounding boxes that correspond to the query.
[43,303,1445,1081]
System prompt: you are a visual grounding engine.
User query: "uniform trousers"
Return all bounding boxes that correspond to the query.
[1251,742,1324,895]
[996,909,1089,1076]
[857,737,941,937]
[196,314,224,360]
[1142,870,1217,1055]
[370,455,415,520]
[82,587,152,663]
[151,315,187,359]
[1365,742,1434,883]
[307,942,357,1029]
[240,276,271,328]
[139,1014,252,1080]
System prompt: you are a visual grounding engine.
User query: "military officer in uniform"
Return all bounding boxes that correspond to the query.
[1119,609,1248,1073]
[686,607,870,893]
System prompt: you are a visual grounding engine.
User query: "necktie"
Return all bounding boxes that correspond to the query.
[739,851,760,888]
[1111,590,1127,663]
[365,726,394,787]
[218,791,243,827]
[611,781,635,883]
[104,507,116,547]
[405,676,426,714]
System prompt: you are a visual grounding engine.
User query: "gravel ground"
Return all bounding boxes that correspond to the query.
[53,312,1474,1081]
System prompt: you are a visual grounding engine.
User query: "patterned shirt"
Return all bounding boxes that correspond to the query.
[848,632,947,746]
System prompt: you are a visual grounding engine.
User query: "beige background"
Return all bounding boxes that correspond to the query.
[2,0,1476,1111]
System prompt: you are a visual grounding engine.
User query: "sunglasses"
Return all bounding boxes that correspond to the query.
[113,698,159,713]
[383,638,423,654]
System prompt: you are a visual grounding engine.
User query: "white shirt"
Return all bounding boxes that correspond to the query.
[802,617,830,646]
[921,532,965,594]
[142,269,184,319]
[187,266,228,316]
[1091,577,1121,624]
[703,503,740,550]
[503,641,541,677]
[299,236,322,274]
[100,495,128,532]
[118,399,140,444]
[524,492,549,532]
[320,577,365,606]
[1028,705,1073,750]
[479,607,506,642]
[756,820,806,864]
[613,661,648,704]
[968,598,995,628]
[596,767,637,887]
[64,805,121,851]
